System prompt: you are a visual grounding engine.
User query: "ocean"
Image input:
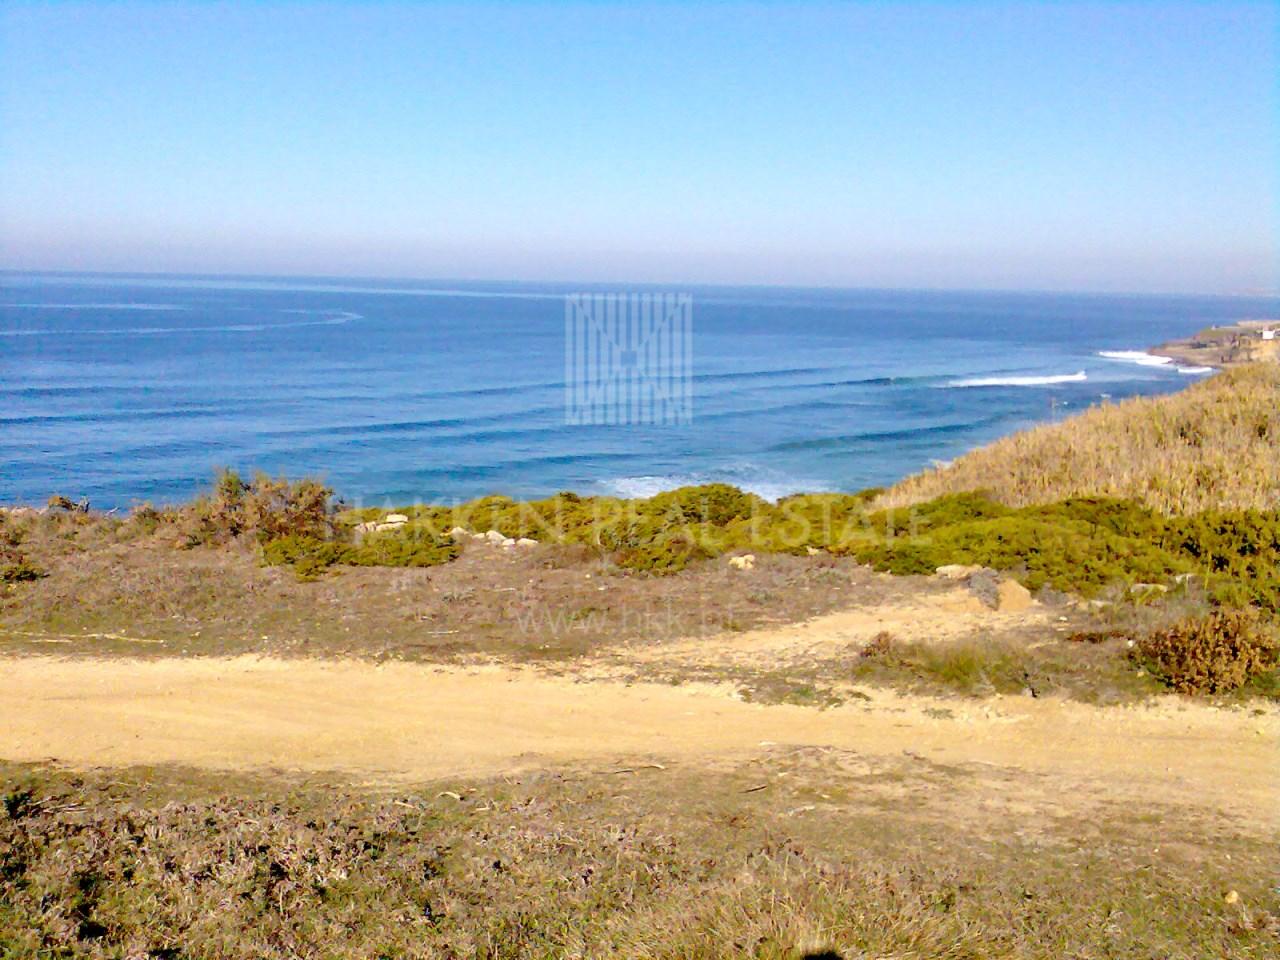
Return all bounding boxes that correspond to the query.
[2,273,1276,510]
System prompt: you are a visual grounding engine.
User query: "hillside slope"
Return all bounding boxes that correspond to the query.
[877,364,1280,514]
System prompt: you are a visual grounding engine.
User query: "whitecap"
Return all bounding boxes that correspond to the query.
[1097,350,1173,367]
[945,371,1087,388]
[600,468,818,502]
[1175,365,1214,375]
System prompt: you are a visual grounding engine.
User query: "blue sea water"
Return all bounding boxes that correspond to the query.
[2,273,1276,509]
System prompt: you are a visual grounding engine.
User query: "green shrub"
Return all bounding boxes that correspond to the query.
[1131,611,1278,694]
[1162,510,1280,611]
[0,556,44,583]
[846,509,1189,594]
[261,535,353,581]
[1022,497,1164,538]
[261,530,461,580]
[326,482,1280,602]
[647,484,765,526]
[0,519,43,582]
[867,491,1011,536]
[348,531,461,569]
[612,532,714,575]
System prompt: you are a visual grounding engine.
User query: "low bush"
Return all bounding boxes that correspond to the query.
[0,554,44,584]
[612,532,714,575]
[94,469,1280,596]
[347,531,461,569]
[339,484,1280,594]
[1131,610,1278,694]
[261,531,461,580]
[181,470,334,546]
[1162,510,1280,610]
[260,535,354,581]
[0,517,43,583]
[843,501,1191,594]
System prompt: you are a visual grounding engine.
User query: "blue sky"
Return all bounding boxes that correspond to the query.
[1,1,1275,293]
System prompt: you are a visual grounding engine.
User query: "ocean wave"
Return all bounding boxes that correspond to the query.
[944,371,1086,388]
[768,415,1004,452]
[0,310,360,336]
[599,467,820,502]
[1176,365,1214,375]
[1098,350,1172,367]
[3,302,189,311]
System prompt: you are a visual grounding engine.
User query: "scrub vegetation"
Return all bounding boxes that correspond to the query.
[876,363,1280,515]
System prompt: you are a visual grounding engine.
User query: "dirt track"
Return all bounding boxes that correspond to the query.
[2,653,1276,826]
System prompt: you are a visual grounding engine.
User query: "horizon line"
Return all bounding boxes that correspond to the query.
[2,266,1277,302]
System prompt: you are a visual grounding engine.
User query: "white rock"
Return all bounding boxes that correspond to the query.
[936,564,985,580]
[448,526,470,539]
[374,522,403,532]
[355,521,378,533]
[502,538,516,548]
[728,554,755,570]
[383,513,409,524]
[484,530,506,544]
[515,537,538,547]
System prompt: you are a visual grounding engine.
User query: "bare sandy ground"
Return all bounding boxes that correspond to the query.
[2,647,1275,827]
[617,586,1052,670]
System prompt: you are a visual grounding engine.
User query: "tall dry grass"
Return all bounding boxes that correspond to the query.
[877,364,1280,515]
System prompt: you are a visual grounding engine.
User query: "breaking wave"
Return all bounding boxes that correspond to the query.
[945,371,1087,388]
[1098,350,1173,367]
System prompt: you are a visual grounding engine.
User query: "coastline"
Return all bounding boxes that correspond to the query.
[1148,319,1280,369]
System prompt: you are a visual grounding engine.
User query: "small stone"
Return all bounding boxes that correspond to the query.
[1225,890,1240,905]
[447,526,470,539]
[501,538,516,548]
[515,538,538,547]
[728,554,755,570]
[383,513,409,524]
[483,530,506,544]
[936,564,985,580]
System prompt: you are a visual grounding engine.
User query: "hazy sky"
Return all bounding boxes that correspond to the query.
[1,1,1276,293]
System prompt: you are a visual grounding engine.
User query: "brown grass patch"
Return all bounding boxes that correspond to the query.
[1,753,1275,959]
[877,364,1280,514]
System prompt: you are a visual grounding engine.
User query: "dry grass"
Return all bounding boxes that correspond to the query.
[0,519,887,663]
[877,364,1280,514]
[2,753,1276,959]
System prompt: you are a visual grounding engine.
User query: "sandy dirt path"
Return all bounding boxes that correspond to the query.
[2,655,1275,825]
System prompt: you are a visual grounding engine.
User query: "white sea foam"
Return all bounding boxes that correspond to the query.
[1176,365,1214,375]
[945,371,1087,388]
[601,469,818,502]
[1098,350,1173,367]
